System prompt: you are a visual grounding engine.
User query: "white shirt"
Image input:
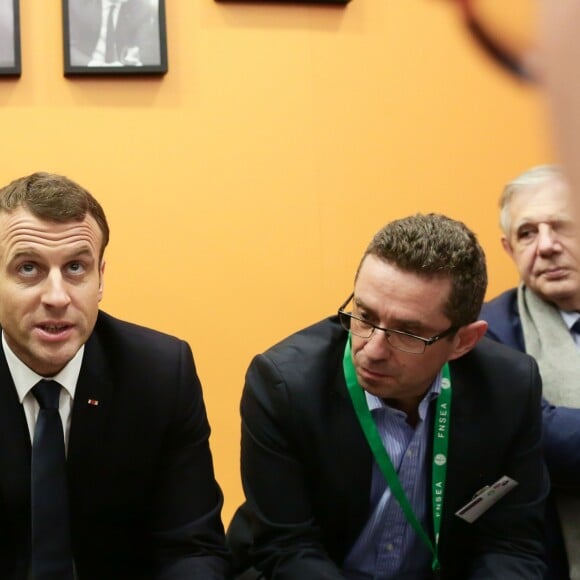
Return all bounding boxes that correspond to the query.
[560,309,580,350]
[90,0,123,64]
[2,331,83,451]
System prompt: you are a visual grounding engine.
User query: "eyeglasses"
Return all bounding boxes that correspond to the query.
[337,293,458,355]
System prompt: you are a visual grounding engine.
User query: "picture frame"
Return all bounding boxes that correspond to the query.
[215,0,349,3]
[62,0,168,76]
[0,0,21,77]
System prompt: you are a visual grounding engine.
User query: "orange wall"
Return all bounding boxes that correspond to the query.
[0,1,554,523]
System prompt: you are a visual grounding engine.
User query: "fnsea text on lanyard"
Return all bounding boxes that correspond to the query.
[342,334,452,573]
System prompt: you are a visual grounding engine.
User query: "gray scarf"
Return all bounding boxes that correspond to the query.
[518,283,580,578]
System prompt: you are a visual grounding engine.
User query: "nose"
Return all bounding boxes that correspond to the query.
[362,329,392,360]
[536,224,561,256]
[41,271,71,308]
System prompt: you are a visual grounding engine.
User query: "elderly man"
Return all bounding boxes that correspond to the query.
[228,213,548,579]
[481,164,580,580]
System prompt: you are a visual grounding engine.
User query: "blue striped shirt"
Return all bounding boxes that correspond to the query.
[342,373,442,580]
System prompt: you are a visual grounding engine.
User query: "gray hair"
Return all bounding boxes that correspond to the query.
[499,165,566,235]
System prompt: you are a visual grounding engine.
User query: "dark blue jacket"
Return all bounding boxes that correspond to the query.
[482,289,580,580]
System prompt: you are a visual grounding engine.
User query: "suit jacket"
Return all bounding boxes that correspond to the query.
[227,316,549,579]
[480,288,525,351]
[481,288,580,487]
[68,0,160,66]
[482,289,580,579]
[0,310,230,579]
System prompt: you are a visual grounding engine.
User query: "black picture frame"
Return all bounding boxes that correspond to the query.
[62,0,168,76]
[215,0,349,3]
[0,0,21,77]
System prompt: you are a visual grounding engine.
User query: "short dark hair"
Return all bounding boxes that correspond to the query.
[356,213,487,327]
[0,172,110,260]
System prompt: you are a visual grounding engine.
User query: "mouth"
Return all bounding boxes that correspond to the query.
[539,267,568,280]
[34,323,74,341]
[359,366,389,380]
[39,324,71,333]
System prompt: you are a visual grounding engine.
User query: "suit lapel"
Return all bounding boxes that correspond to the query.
[329,359,373,551]
[0,349,32,514]
[438,357,491,552]
[67,331,114,472]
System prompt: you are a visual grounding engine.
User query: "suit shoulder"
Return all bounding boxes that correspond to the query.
[471,336,533,364]
[480,288,518,320]
[262,317,344,364]
[84,312,200,404]
[458,336,539,390]
[246,317,346,398]
[93,310,187,354]
[480,288,524,350]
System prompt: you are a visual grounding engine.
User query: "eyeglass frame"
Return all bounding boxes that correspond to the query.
[337,293,459,355]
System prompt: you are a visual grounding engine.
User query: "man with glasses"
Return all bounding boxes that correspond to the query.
[227,213,548,579]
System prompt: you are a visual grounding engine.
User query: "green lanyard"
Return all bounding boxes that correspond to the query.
[342,334,452,572]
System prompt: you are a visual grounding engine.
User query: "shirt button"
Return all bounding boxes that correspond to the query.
[386,543,394,552]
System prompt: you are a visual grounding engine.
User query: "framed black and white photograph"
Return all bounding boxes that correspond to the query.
[0,0,21,77]
[62,0,168,76]
[216,0,349,3]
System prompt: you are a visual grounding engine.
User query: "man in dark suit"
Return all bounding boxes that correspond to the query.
[0,172,230,579]
[227,214,548,579]
[481,165,580,580]
[67,0,161,67]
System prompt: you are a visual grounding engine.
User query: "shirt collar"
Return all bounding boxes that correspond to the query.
[365,369,442,421]
[559,309,580,333]
[103,0,122,12]
[2,331,84,403]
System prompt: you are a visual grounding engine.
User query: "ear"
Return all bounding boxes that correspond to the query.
[98,260,106,302]
[447,320,488,361]
[501,235,514,259]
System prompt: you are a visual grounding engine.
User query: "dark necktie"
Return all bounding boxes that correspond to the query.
[104,4,118,63]
[31,380,74,580]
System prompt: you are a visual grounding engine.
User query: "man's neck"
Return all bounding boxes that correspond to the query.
[382,396,422,428]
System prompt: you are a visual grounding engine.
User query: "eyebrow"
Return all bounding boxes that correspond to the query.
[515,214,571,229]
[65,247,96,260]
[9,246,96,263]
[353,296,427,332]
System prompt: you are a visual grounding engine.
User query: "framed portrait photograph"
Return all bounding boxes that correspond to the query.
[215,0,349,3]
[62,0,168,76]
[0,0,21,77]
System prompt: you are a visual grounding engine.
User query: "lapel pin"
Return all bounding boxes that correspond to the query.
[87,399,99,406]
